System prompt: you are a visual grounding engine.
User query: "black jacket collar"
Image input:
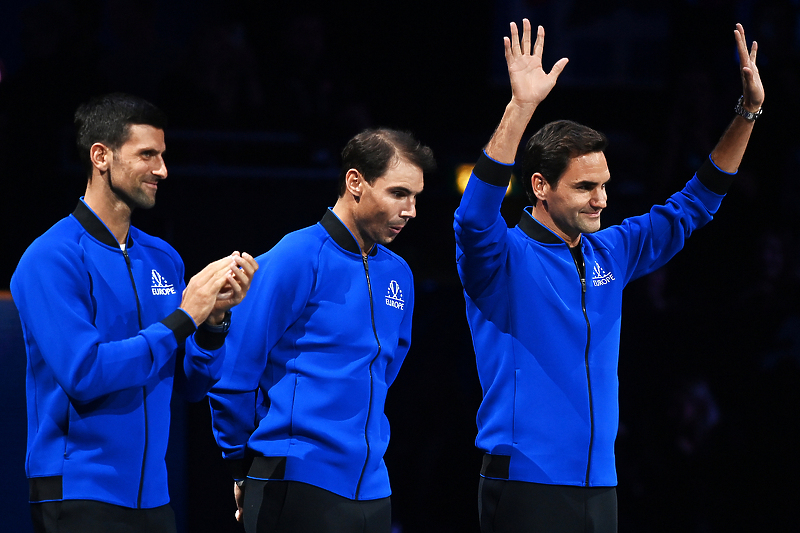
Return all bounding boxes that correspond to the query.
[72,200,133,249]
[320,209,377,257]
[518,207,566,245]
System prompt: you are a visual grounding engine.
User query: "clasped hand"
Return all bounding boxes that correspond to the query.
[181,252,259,326]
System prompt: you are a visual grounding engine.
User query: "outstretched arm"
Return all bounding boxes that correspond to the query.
[710,23,764,173]
[485,19,568,163]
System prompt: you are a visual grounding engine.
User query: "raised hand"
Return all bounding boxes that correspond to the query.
[505,19,569,110]
[734,23,764,112]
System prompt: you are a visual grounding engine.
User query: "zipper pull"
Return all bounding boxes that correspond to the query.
[581,277,586,293]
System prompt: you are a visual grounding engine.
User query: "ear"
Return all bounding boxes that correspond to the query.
[344,169,363,198]
[90,143,112,173]
[531,172,548,202]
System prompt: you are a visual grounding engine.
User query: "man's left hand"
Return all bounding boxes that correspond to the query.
[207,251,259,325]
[735,23,764,112]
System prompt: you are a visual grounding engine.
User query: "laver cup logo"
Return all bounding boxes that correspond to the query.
[151,270,176,295]
[591,261,615,287]
[385,280,404,310]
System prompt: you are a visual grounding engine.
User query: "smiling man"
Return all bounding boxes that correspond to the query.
[208,128,435,533]
[454,20,763,532]
[10,93,258,533]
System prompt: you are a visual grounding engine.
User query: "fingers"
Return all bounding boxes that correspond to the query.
[734,23,757,68]
[214,252,259,313]
[734,23,764,107]
[228,252,258,292]
[192,256,237,287]
[508,19,539,58]
[510,21,521,56]
[532,23,544,59]
[522,18,532,56]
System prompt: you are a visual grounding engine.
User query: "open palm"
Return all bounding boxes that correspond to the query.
[505,19,568,108]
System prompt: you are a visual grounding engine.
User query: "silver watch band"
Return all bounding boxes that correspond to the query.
[734,95,762,121]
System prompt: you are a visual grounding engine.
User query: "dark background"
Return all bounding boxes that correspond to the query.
[2,0,800,531]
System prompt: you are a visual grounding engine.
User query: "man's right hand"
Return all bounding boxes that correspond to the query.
[485,19,568,164]
[505,19,568,112]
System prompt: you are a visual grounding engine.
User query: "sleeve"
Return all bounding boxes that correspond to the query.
[604,156,732,284]
[453,151,515,299]
[10,240,194,404]
[207,238,317,469]
[179,324,227,402]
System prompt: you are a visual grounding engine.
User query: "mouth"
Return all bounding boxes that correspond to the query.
[389,225,405,235]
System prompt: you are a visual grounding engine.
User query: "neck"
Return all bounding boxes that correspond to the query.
[332,198,373,256]
[531,203,581,248]
[84,178,132,245]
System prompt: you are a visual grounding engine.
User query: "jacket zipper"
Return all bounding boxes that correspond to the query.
[570,247,594,487]
[123,248,148,508]
[355,254,381,499]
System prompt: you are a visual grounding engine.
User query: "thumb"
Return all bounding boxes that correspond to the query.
[549,57,569,80]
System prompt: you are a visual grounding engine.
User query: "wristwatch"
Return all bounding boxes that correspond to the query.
[201,311,231,333]
[734,95,762,121]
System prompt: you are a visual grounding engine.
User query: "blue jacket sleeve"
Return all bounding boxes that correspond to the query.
[180,328,226,402]
[454,152,515,300]
[600,157,731,284]
[208,237,317,464]
[11,238,194,404]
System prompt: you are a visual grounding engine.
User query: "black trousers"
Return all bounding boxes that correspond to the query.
[479,456,617,533]
[243,457,390,533]
[30,500,176,533]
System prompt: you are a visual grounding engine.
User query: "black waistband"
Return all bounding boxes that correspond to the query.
[248,456,287,481]
[29,476,62,503]
[480,454,510,480]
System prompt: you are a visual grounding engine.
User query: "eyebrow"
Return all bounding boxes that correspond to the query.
[390,186,422,195]
[574,178,610,187]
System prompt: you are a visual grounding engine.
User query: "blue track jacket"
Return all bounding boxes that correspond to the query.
[10,199,225,508]
[455,152,734,487]
[209,209,414,500]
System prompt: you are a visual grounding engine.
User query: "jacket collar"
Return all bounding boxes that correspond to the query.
[320,209,377,257]
[72,199,134,249]
[518,207,569,245]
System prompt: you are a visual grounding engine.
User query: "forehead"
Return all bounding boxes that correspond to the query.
[560,152,609,184]
[120,124,165,152]
[374,158,424,192]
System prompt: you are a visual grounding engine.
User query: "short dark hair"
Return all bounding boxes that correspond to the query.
[338,128,436,196]
[521,120,608,205]
[74,93,168,179]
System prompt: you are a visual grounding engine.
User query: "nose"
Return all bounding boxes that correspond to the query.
[401,198,416,220]
[592,187,607,209]
[153,155,168,179]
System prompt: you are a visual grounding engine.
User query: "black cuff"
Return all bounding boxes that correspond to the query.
[194,328,227,351]
[696,156,736,195]
[162,309,197,344]
[473,152,514,188]
[195,311,230,350]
